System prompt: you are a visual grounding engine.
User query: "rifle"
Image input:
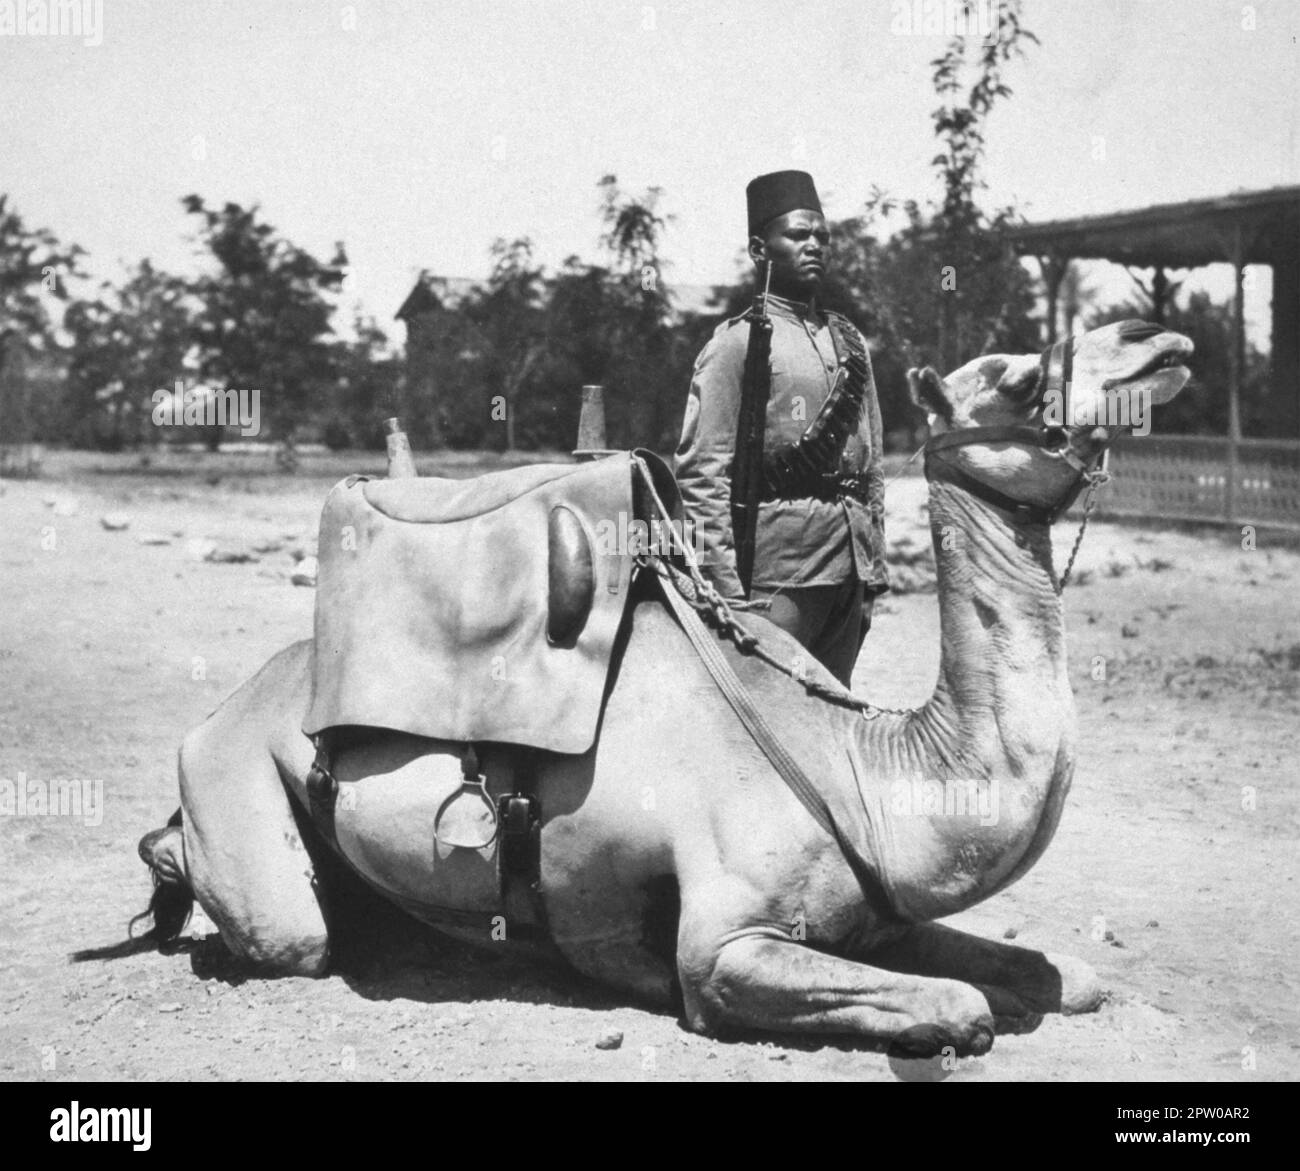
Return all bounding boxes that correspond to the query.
[730,260,774,596]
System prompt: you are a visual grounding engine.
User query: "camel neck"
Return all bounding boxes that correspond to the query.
[844,476,1077,920]
[914,477,1071,768]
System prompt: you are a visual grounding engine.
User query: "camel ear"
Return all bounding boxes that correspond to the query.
[907,366,953,422]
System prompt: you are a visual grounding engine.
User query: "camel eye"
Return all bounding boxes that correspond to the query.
[979,359,1008,389]
[996,364,1040,404]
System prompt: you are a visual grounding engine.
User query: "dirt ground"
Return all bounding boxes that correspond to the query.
[1,449,1297,1082]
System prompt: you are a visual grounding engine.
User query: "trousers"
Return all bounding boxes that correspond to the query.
[747,579,872,688]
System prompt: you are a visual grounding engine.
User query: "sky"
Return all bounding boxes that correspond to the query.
[2,0,1297,344]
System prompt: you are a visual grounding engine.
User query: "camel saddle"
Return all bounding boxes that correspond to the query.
[304,450,682,756]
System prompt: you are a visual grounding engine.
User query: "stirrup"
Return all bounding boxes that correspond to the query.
[433,745,499,851]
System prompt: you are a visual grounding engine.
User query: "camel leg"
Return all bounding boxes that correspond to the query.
[860,922,1105,1016]
[178,641,329,976]
[678,925,995,1056]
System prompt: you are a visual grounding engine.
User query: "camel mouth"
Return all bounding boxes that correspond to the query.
[1100,352,1191,407]
[1110,348,1188,386]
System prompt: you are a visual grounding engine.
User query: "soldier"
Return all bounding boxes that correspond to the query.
[674,170,888,687]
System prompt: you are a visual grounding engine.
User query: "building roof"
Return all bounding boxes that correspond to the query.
[1007,185,1300,269]
[395,274,483,320]
[397,273,723,321]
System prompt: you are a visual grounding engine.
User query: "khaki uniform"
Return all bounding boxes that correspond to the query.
[675,294,888,597]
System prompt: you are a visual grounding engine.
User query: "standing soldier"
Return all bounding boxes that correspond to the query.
[674,170,888,686]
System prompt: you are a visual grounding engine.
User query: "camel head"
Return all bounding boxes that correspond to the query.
[909,321,1193,515]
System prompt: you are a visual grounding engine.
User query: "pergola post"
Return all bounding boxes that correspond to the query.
[1151,266,1167,326]
[1227,225,1244,525]
[1041,254,1068,345]
[1271,247,1300,439]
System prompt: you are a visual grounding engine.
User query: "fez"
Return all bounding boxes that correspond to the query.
[746,170,823,237]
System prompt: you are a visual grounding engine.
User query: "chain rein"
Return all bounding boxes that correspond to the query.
[633,460,893,718]
[1055,455,1111,591]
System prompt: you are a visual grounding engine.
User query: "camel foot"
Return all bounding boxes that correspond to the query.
[191,933,242,980]
[865,923,1107,1018]
[971,982,1046,1034]
[888,1016,995,1059]
[1043,952,1107,1014]
[869,978,998,1057]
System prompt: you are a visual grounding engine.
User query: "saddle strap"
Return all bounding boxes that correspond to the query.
[652,563,837,840]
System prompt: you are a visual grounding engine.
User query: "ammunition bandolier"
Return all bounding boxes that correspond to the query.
[761,310,874,504]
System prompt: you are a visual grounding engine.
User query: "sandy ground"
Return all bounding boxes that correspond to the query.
[1,450,1297,1082]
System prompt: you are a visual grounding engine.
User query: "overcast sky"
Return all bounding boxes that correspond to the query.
[3,0,1297,341]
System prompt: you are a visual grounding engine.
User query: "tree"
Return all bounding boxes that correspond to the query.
[325,311,402,451]
[0,196,82,446]
[596,175,681,449]
[63,260,195,450]
[181,196,346,457]
[466,237,547,451]
[925,0,1040,372]
[544,176,683,451]
[431,176,691,454]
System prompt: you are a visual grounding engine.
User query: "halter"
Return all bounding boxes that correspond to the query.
[922,336,1108,527]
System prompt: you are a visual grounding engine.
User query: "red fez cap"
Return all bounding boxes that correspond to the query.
[746,170,822,237]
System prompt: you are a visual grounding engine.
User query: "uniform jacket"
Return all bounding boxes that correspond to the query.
[674,294,889,599]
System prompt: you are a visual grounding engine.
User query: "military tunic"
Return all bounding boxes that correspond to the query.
[674,294,889,601]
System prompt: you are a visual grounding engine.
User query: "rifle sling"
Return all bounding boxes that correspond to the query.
[730,304,774,594]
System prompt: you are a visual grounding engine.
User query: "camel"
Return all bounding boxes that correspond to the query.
[135,319,1191,1056]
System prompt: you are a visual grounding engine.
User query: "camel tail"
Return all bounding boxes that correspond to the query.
[71,808,193,963]
[130,873,194,945]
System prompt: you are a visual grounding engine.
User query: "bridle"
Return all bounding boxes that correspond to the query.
[922,336,1109,528]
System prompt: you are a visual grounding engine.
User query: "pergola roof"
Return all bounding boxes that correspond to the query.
[1007,185,1300,269]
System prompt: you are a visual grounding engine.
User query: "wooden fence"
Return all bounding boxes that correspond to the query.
[1091,434,1300,530]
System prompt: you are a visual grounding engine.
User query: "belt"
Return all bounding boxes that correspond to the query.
[761,472,871,506]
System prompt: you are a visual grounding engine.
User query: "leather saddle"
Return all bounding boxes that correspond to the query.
[304,449,682,756]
